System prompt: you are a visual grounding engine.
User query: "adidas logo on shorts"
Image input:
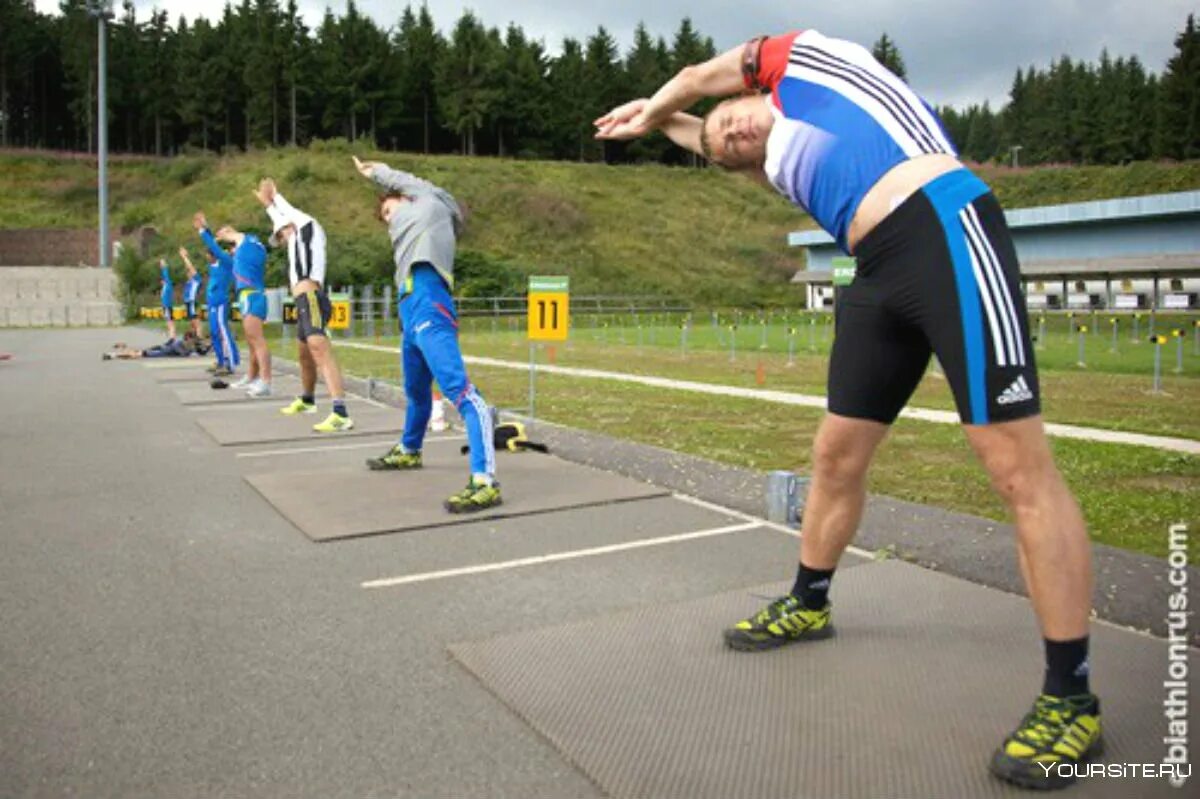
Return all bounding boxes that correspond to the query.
[996,375,1035,405]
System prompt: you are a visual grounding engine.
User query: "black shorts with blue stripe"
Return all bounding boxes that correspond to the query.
[828,169,1040,426]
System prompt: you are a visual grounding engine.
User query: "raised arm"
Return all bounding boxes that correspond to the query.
[594,45,745,140]
[657,113,705,157]
[177,246,196,272]
[271,191,306,223]
[255,178,311,227]
[353,155,430,195]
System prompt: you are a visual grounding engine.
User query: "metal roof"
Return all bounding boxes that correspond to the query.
[787,190,1200,249]
[790,253,1200,284]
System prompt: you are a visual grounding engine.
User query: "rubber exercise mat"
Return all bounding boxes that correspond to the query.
[245,450,668,541]
[450,560,1192,799]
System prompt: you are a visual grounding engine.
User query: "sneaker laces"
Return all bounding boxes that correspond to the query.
[1014,697,1070,747]
[751,595,800,625]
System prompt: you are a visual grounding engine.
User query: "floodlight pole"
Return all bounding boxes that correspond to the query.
[90,2,113,267]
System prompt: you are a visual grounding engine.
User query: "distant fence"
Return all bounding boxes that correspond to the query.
[453,294,691,318]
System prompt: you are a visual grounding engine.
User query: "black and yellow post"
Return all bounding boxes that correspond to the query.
[1076,324,1088,368]
[1150,334,1168,393]
[281,297,297,360]
[1036,311,1046,350]
[1109,317,1118,353]
[679,317,690,358]
[729,324,738,363]
[1172,329,1185,374]
[787,326,797,366]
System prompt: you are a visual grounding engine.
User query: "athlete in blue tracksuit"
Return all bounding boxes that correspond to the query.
[356,156,500,513]
[182,263,202,337]
[179,246,238,372]
[158,259,177,341]
[194,212,271,394]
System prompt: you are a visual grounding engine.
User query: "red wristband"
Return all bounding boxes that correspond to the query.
[742,36,767,90]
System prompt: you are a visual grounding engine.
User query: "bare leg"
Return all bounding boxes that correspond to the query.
[166,318,177,340]
[304,334,346,400]
[798,413,891,569]
[297,339,317,395]
[241,316,272,383]
[241,324,259,381]
[964,416,1092,639]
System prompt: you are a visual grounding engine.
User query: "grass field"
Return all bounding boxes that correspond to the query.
[294,308,1200,440]
[250,325,1200,561]
[5,147,1200,306]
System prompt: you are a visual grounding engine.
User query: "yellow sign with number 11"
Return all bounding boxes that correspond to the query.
[528,276,569,341]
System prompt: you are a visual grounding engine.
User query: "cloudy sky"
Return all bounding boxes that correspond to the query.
[40,0,1197,107]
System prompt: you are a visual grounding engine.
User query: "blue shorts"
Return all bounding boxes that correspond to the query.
[185,301,197,320]
[238,289,267,320]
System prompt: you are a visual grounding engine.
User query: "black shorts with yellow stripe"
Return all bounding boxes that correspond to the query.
[296,289,332,342]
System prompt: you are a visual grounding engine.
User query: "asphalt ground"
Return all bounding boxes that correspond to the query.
[0,328,826,798]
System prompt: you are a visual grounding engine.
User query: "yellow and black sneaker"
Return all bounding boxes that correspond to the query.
[366,445,422,471]
[723,595,833,651]
[444,479,502,513]
[280,397,317,416]
[990,693,1102,790]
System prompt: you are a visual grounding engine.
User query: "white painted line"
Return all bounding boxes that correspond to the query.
[361,520,761,589]
[337,341,1200,454]
[669,491,876,559]
[236,434,464,459]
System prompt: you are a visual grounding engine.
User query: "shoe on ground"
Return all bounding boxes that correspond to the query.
[230,374,252,389]
[444,478,502,514]
[313,412,354,433]
[246,380,272,398]
[366,445,422,471]
[213,366,234,377]
[205,363,219,373]
[723,595,834,651]
[990,693,1102,790]
[280,397,318,416]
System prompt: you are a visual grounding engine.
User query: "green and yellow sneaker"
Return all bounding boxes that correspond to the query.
[723,594,833,651]
[312,412,354,433]
[990,693,1102,790]
[444,479,502,514]
[365,445,422,471]
[280,397,317,416]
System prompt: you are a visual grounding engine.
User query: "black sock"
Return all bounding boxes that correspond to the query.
[332,399,347,418]
[1043,636,1090,697]
[301,394,315,405]
[790,562,835,610]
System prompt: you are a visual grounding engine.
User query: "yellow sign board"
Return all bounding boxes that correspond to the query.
[328,293,351,330]
[527,276,569,341]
